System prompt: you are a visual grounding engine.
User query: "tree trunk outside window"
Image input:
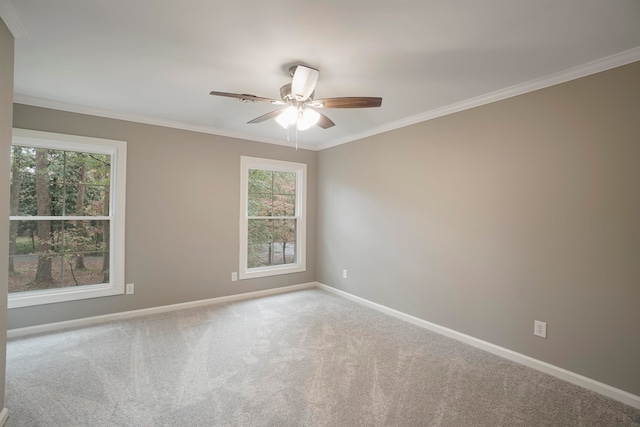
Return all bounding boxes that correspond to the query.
[9,147,22,273]
[35,148,53,283]
[75,157,87,269]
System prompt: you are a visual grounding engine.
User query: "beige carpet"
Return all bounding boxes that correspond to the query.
[6,288,640,426]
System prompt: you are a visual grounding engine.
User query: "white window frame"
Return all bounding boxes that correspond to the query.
[239,156,306,280]
[8,129,127,308]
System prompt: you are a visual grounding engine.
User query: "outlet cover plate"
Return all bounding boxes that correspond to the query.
[534,320,547,338]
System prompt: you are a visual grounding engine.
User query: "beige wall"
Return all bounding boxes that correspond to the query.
[10,105,317,328]
[0,17,13,413]
[317,62,640,396]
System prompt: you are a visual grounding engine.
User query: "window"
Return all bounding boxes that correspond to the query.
[239,156,306,279]
[8,129,126,308]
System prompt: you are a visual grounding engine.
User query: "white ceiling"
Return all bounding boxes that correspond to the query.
[2,1,640,150]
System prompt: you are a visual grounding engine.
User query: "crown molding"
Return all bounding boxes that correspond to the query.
[13,95,316,151]
[0,2,28,38]
[315,47,640,151]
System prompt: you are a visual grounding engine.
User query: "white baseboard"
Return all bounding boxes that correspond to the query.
[0,407,8,426]
[7,282,315,339]
[315,282,640,410]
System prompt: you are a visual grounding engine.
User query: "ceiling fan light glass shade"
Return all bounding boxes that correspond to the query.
[297,108,320,131]
[275,106,298,128]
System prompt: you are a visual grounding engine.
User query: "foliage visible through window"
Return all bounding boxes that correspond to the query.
[247,169,297,268]
[9,146,111,293]
[240,156,306,280]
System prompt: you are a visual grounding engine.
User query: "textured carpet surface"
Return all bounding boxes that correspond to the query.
[6,288,640,426]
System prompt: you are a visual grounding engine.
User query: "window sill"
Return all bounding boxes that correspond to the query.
[239,264,306,280]
[8,283,124,309]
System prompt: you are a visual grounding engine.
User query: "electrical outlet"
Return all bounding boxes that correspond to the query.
[342,269,348,279]
[126,283,134,295]
[534,320,547,338]
[231,272,238,282]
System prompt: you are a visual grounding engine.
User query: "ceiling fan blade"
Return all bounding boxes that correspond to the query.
[210,91,284,105]
[310,97,382,109]
[316,112,335,129]
[291,65,319,102]
[247,108,288,124]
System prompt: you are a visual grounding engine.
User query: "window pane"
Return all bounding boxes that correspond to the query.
[36,149,61,216]
[10,147,57,217]
[63,184,109,216]
[247,243,270,268]
[9,254,63,293]
[9,220,41,256]
[248,169,272,216]
[10,147,111,217]
[63,152,111,186]
[247,219,296,268]
[7,220,58,255]
[248,196,273,217]
[272,171,296,195]
[272,194,295,216]
[10,146,37,216]
[247,169,296,217]
[64,151,110,216]
[8,219,110,293]
[248,219,273,244]
[60,220,109,253]
[273,219,297,265]
[248,169,272,195]
[61,252,108,287]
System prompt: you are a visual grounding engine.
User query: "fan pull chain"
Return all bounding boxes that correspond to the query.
[284,124,298,150]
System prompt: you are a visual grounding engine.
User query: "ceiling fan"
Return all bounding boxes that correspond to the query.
[209,65,382,131]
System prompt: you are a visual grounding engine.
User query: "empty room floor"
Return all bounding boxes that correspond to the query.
[5,288,640,426]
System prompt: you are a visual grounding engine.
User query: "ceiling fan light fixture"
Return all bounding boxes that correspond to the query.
[275,106,298,128]
[211,64,381,134]
[297,108,320,131]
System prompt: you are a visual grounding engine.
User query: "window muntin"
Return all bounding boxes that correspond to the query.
[240,157,306,279]
[9,129,126,308]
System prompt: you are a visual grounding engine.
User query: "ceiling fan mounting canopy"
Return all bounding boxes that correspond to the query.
[209,64,382,130]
